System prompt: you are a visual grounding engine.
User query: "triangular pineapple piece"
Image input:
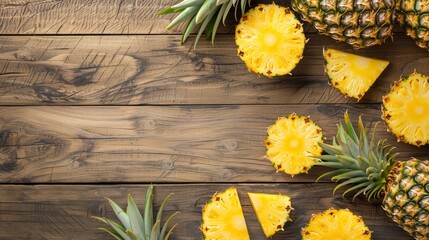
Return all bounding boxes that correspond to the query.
[201,187,250,240]
[324,48,389,101]
[248,192,293,237]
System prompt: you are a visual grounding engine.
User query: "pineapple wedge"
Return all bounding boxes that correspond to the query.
[248,192,293,237]
[201,187,250,239]
[324,48,389,101]
[302,209,371,240]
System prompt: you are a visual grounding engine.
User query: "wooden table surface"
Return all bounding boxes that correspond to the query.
[0,0,428,239]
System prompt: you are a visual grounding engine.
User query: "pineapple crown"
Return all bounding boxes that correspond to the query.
[315,112,397,201]
[158,0,250,47]
[93,185,179,240]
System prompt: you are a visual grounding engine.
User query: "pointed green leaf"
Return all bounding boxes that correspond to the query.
[99,227,124,240]
[217,0,229,5]
[240,0,246,15]
[181,16,197,44]
[160,212,179,240]
[167,6,199,30]
[154,193,174,236]
[127,194,144,237]
[211,2,228,43]
[157,7,184,15]
[163,224,177,240]
[106,198,131,230]
[336,155,359,169]
[222,0,234,25]
[194,6,218,48]
[126,230,143,240]
[343,112,359,143]
[316,154,340,162]
[92,216,109,225]
[331,170,366,181]
[106,219,131,240]
[144,186,154,239]
[172,0,204,9]
[315,169,349,182]
[333,177,368,194]
[195,0,217,24]
[319,142,342,155]
[150,220,160,240]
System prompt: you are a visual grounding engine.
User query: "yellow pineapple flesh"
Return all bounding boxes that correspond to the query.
[324,48,389,100]
[248,192,292,237]
[201,187,250,239]
[302,209,371,240]
[382,72,429,146]
[265,113,323,175]
[235,3,306,77]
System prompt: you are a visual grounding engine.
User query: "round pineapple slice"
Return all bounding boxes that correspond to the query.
[235,3,306,77]
[324,48,389,101]
[382,72,429,146]
[302,209,371,240]
[201,187,250,240]
[248,192,292,237]
[265,113,323,175]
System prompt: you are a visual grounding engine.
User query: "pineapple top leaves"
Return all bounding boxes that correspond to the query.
[315,112,397,201]
[159,0,250,47]
[93,185,178,240]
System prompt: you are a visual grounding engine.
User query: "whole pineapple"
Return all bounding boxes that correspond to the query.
[235,3,306,77]
[395,0,429,50]
[382,72,429,147]
[315,112,429,239]
[292,0,396,49]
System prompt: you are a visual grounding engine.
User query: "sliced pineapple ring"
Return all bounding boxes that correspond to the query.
[302,209,371,240]
[201,187,250,240]
[265,113,323,175]
[324,48,389,100]
[235,3,306,77]
[248,192,293,237]
[382,72,429,146]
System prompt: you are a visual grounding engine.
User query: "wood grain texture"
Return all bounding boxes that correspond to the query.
[0,184,413,240]
[0,34,428,105]
[0,105,427,183]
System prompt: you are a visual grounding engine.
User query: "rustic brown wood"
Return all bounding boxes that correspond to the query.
[0,184,413,240]
[0,34,428,105]
[0,105,427,183]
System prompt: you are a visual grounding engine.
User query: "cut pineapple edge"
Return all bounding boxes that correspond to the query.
[324,48,390,101]
[201,187,250,240]
[248,192,293,238]
[302,209,371,240]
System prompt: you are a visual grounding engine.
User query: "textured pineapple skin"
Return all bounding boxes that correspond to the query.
[382,159,429,240]
[395,0,429,50]
[291,0,395,48]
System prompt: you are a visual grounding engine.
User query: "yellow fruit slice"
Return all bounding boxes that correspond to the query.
[248,192,292,237]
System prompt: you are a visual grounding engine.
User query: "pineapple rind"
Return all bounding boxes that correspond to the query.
[265,113,323,176]
[248,192,292,237]
[324,48,389,100]
[383,159,429,240]
[235,3,306,77]
[382,72,429,147]
[292,0,395,49]
[302,208,371,240]
[201,187,250,240]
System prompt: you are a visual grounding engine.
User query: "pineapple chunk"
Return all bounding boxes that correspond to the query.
[235,3,306,77]
[248,192,292,237]
[302,209,371,240]
[201,187,250,240]
[265,113,323,175]
[382,72,429,146]
[324,48,389,100]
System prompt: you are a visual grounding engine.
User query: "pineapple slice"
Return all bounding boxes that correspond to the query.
[235,3,306,77]
[302,209,371,240]
[248,192,293,237]
[382,72,429,146]
[265,113,323,175]
[324,48,389,101]
[201,187,250,240]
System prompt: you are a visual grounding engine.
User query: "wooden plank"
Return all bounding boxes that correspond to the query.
[0,105,427,183]
[0,34,427,105]
[0,0,405,35]
[0,184,412,239]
